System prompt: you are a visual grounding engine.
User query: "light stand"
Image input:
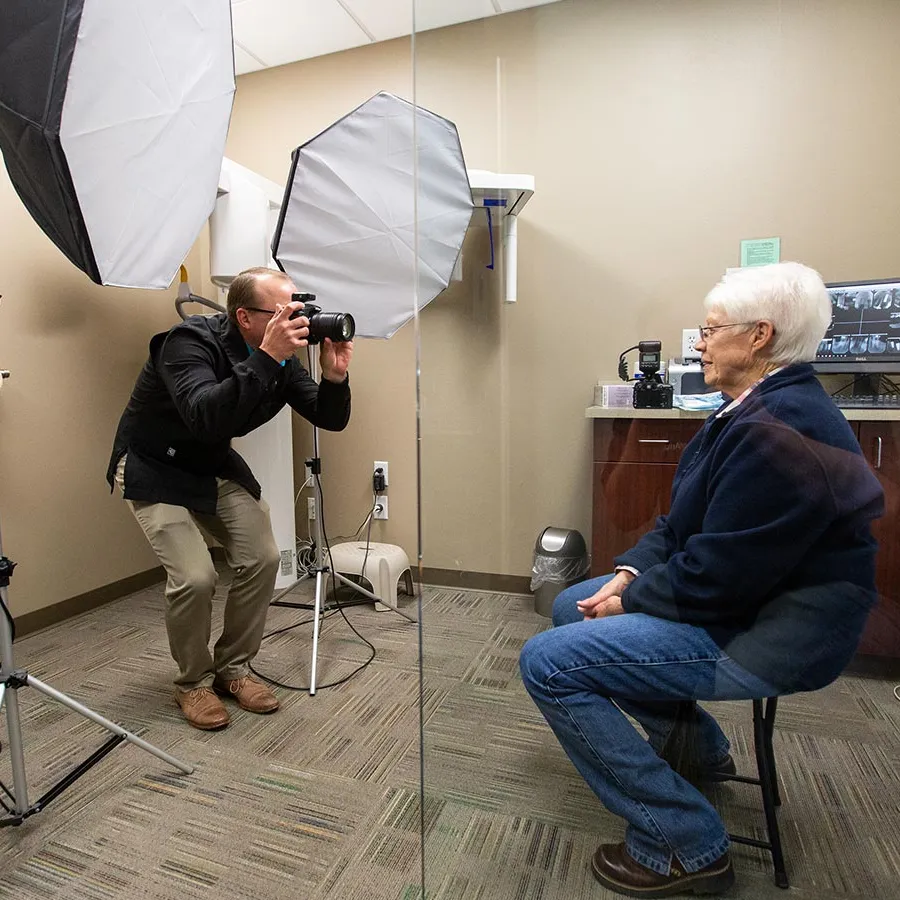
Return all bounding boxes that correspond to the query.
[269,349,416,696]
[0,403,193,827]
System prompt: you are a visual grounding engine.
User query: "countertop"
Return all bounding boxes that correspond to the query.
[585,406,900,421]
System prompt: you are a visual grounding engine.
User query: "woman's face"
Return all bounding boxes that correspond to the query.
[696,310,759,397]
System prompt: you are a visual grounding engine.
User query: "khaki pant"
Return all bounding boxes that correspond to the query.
[115,457,280,689]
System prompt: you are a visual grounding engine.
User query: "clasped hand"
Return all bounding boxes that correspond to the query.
[259,300,353,382]
[575,570,634,619]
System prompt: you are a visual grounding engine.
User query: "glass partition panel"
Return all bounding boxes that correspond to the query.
[414,1,900,898]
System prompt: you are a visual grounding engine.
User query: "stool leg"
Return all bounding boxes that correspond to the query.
[764,698,781,808]
[753,700,789,889]
[373,557,390,612]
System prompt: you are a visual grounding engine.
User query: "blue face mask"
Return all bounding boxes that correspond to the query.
[246,342,287,367]
[673,392,723,410]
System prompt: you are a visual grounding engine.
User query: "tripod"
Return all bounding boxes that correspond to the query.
[0,501,193,827]
[269,350,416,696]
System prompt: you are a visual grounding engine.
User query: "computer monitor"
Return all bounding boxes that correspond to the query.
[813,278,900,376]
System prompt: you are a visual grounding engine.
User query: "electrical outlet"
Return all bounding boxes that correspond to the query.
[373,495,388,520]
[307,497,316,521]
[374,460,389,487]
[682,328,701,360]
[305,461,314,487]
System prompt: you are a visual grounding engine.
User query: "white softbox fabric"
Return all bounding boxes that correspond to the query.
[0,1,235,289]
[272,92,474,339]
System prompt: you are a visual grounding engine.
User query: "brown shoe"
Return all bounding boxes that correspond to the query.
[591,843,734,897]
[213,674,279,713]
[174,687,230,730]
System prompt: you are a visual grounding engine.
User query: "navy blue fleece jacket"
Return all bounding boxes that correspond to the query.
[615,364,884,685]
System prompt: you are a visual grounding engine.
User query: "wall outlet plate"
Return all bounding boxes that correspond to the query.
[374,495,388,519]
[307,497,316,520]
[374,460,389,486]
[682,328,701,360]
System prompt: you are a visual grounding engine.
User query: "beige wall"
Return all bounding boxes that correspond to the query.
[223,39,420,565]
[0,168,211,616]
[4,0,899,618]
[231,0,900,579]
[416,0,900,576]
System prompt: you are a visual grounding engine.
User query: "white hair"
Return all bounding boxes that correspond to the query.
[704,262,832,365]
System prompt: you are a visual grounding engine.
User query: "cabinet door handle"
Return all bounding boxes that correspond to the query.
[638,439,670,444]
[875,436,883,470]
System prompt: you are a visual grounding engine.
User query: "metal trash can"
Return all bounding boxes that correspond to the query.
[530,526,590,618]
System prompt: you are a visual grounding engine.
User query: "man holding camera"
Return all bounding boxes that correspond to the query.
[107,267,352,730]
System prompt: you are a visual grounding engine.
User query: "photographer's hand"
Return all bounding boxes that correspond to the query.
[577,570,634,619]
[320,337,353,383]
[259,301,309,362]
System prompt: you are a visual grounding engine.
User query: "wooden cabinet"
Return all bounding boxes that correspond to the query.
[591,419,702,574]
[856,422,900,657]
[591,414,900,660]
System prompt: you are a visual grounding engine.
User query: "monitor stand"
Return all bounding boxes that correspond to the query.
[849,374,883,397]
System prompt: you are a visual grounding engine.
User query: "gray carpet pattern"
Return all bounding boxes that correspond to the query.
[1,577,899,899]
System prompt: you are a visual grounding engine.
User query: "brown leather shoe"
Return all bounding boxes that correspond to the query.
[214,674,279,713]
[174,687,230,730]
[591,843,734,898]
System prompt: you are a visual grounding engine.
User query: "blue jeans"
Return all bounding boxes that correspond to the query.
[519,574,779,875]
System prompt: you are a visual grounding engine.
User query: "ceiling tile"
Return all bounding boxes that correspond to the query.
[413,0,497,32]
[233,41,266,75]
[340,0,410,42]
[346,0,502,40]
[496,0,562,11]
[232,0,371,69]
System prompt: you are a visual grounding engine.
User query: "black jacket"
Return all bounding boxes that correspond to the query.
[106,313,351,514]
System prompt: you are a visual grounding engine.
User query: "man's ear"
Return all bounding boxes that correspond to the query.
[235,308,250,331]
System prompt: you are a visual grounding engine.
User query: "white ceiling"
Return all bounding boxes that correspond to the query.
[230,0,564,75]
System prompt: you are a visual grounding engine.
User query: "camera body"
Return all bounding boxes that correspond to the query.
[290,292,355,345]
[633,340,674,409]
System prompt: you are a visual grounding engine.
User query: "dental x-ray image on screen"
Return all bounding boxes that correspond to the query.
[815,278,900,373]
[272,91,474,340]
[0,0,235,289]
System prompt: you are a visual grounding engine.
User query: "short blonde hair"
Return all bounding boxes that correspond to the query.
[705,262,832,365]
[226,267,291,323]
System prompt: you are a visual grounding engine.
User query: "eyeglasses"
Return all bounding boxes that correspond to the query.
[242,306,277,317]
[697,322,759,340]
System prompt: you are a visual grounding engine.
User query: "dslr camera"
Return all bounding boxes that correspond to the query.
[290,292,356,344]
[632,340,674,409]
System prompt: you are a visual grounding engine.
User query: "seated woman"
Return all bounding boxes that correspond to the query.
[519,262,884,898]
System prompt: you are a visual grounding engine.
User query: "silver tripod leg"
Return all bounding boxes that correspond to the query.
[0,586,29,815]
[331,570,417,623]
[1,529,193,825]
[309,568,326,696]
[23,675,192,773]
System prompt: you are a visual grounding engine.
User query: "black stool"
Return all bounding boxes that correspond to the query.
[719,698,788,889]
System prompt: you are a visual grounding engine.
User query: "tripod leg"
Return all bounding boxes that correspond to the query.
[310,570,326,696]
[25,675,193,774]
[331,571,417,623]
[2,684,30,815]
[2,574,30,813]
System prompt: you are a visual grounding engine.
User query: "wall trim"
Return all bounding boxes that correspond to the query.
[14,567,165,638]
[415,566,531,595]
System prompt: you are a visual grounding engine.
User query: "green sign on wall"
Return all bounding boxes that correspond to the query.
[740,237,781,267]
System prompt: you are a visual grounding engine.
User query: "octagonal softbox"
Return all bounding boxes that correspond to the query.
[0,1,235,289]
[272,92,473,339]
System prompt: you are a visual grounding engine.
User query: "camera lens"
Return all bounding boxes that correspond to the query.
[307,311,356,345]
